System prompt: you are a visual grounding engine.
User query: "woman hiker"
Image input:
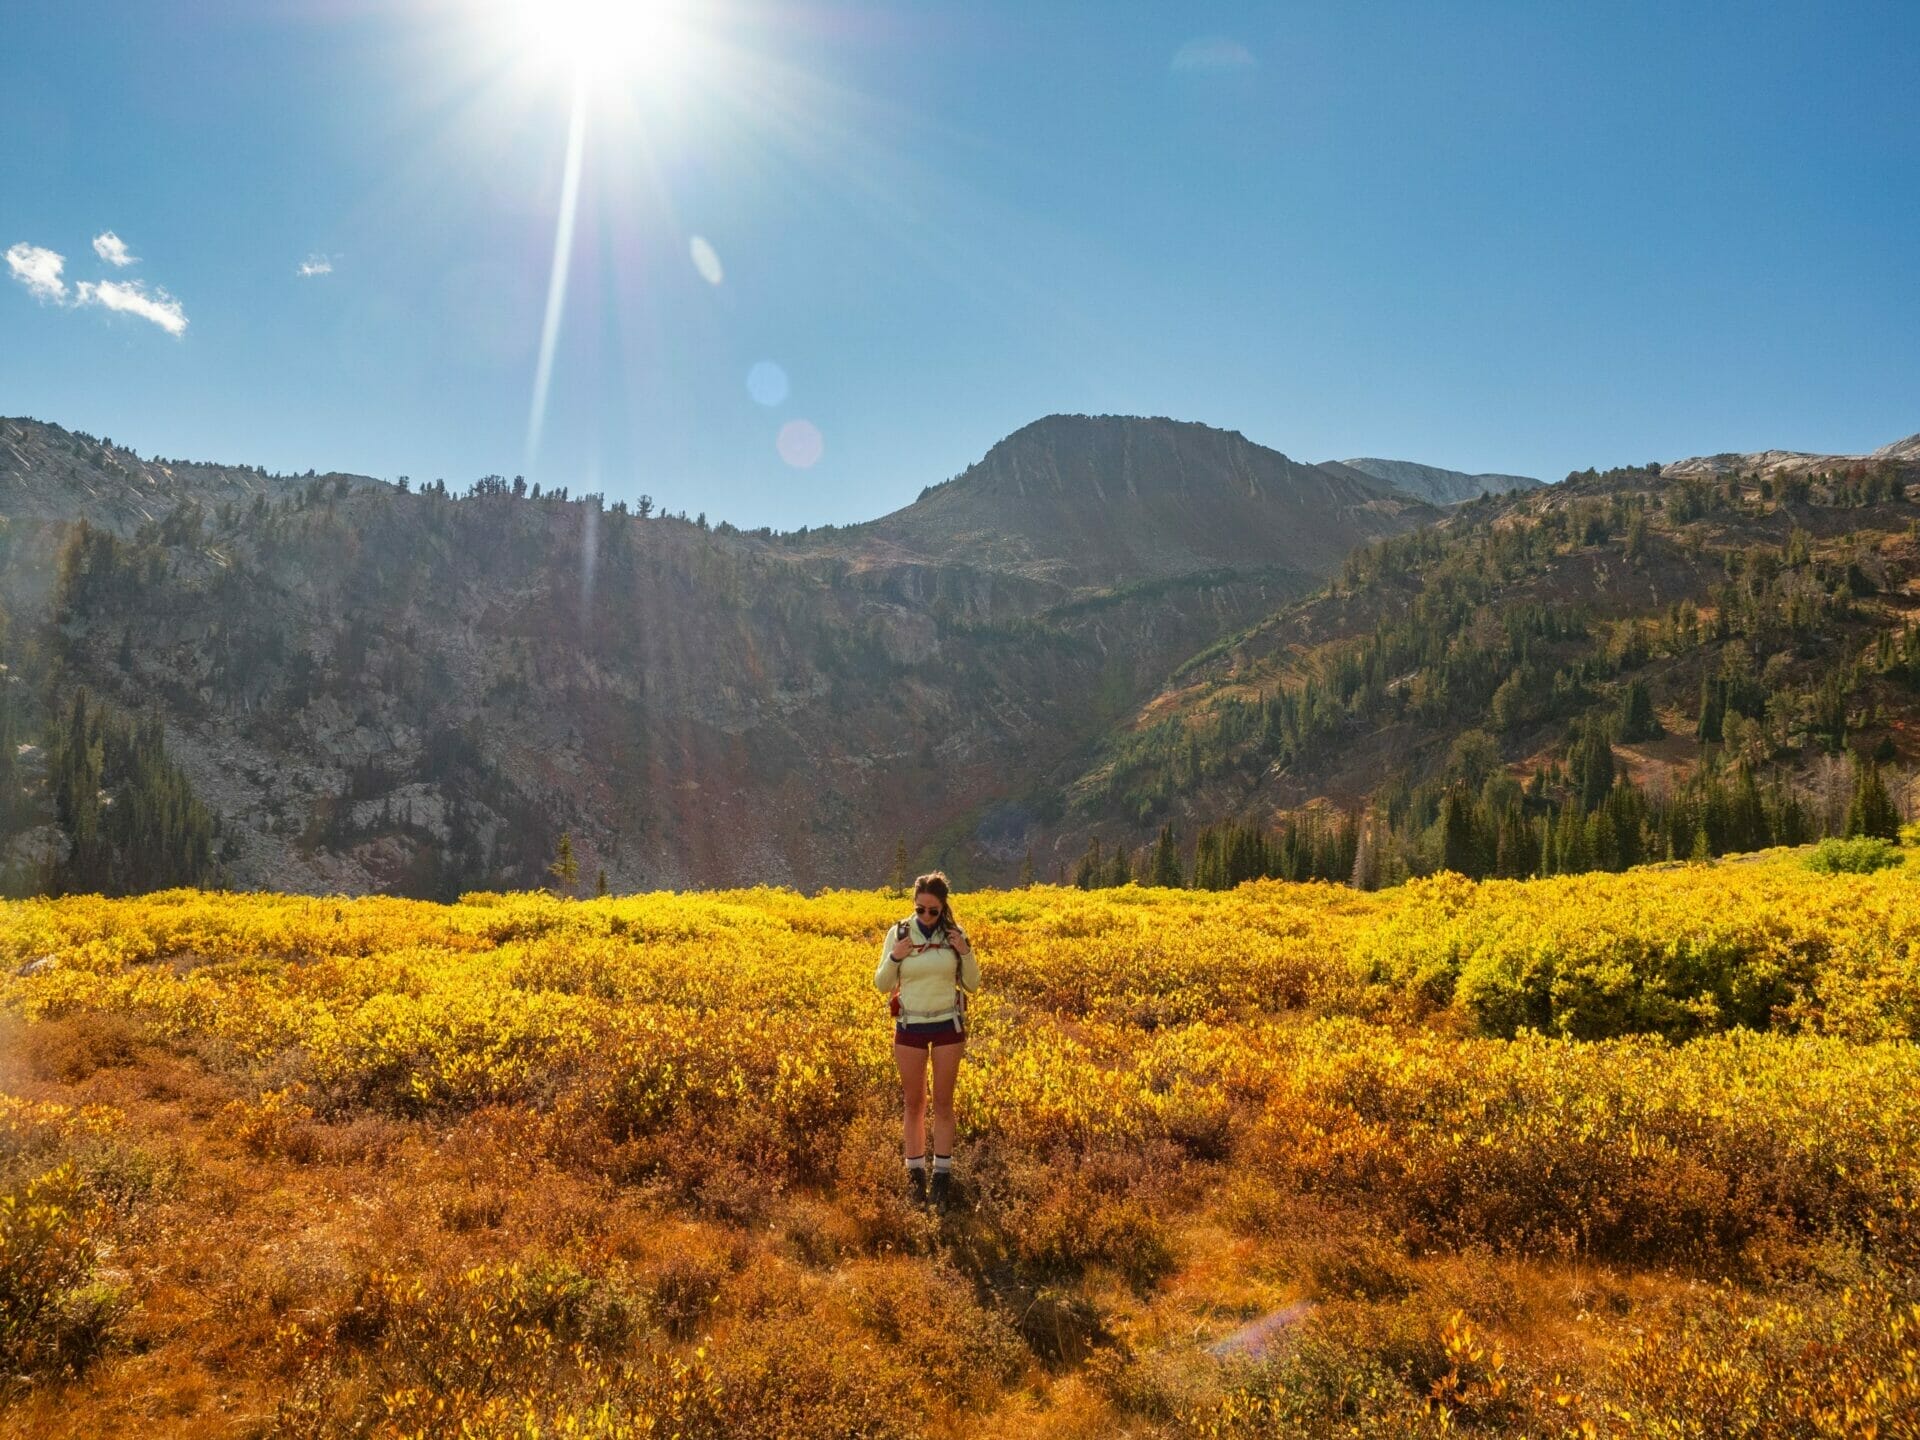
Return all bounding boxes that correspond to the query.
[874,871,980,1211]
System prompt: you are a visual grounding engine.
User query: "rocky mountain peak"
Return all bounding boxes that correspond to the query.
[956,413,1314,505]
[862,414,1432,591]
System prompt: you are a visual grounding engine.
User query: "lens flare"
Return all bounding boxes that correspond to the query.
[777,418,824,469]
[689,234,724,285]
[747,360,789,406]
[525,76,589,466]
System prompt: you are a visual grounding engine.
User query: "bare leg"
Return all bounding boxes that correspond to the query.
[930,1038,966,1157]
[894,1041,929,1158]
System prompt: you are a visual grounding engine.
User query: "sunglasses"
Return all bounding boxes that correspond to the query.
[914,904,942,917]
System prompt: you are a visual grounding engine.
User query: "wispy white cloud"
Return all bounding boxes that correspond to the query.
[1171,36,1258,73]
[6,242,68,300]
[8,236,188,337]
[75,279,188,337]
[92,231,136,266]
[297,253,333,277]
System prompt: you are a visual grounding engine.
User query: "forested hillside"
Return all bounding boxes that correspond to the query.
[1061,448,1920,886]
[7,410,1919,898]
[0,413,1430,896]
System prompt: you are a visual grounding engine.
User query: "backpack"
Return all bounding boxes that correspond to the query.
[889,917,968,1032]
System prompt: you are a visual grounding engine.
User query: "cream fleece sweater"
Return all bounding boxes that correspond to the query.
[874,916,981,1024]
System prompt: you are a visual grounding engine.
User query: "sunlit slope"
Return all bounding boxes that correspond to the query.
[1062,452,1920,857]
[3,853,1917,1436]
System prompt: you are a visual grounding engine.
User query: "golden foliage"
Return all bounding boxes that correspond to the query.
[0,856,1916,1434]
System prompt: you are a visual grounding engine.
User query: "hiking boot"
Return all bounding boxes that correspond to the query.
[929,1169,952,1213]
[906,1165,929,1205]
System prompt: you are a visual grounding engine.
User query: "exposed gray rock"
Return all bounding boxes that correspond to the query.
[1664,430,1920,478]
[1327,457,1542,506]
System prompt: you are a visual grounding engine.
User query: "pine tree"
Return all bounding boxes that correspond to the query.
[1150,823,1184,887]
[547,832,579,894]
[1555,803,1592,873]
[1440,788,1488,878]
[1349,818,1377,890]
[1073,836,1104,890]
[595,867,608,897]
[1018,847,1036,887]
[1491,669,1530,732]
[1571,719,1617,812]
[1725,766,1767,854]
[1193,827,1226,890]
[1697,676,1725,744]
[1623,508,1648,560]
[1846,756,1901,840]
[1618,679,1661,742]
[1585,808,1620,871]
[889,838,908,896]
[1225,819,1270,886]
[40,692,217,895]
[1493,805,1531,879]
[1606,784,1648,869]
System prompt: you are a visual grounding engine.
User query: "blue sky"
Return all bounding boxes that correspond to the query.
[4,1,1917,529]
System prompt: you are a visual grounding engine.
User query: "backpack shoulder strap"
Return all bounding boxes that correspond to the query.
[952,927,967,1029]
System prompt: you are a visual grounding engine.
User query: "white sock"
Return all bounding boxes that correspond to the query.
[905,1154,927,1173]
[932,1153,952,1174]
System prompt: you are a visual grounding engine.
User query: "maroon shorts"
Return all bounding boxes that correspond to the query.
[894,1018,965,1048]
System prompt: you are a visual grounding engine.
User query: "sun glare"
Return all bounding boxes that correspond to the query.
[505,0,692,88]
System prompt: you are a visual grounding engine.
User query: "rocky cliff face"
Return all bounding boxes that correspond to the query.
[0,420,373,613]
[0,412,1432,894]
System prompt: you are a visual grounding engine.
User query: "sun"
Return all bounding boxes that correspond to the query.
[457,0,712,467]
[500,0,694,90]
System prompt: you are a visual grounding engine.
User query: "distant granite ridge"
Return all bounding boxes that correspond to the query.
[1662,431,1920,479]
[1325,457,1543,506]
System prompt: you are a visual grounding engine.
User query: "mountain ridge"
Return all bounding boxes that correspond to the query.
[0,410,1429,895]
[1327,457,1542,506]
[1047,441,1920,884]
[1662,431,1920,478]
[11,410,1914,896]
[852,413,1435,591]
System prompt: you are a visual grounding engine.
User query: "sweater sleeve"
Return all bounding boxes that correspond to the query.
[959,942,981,995]
[874,923,903,993]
